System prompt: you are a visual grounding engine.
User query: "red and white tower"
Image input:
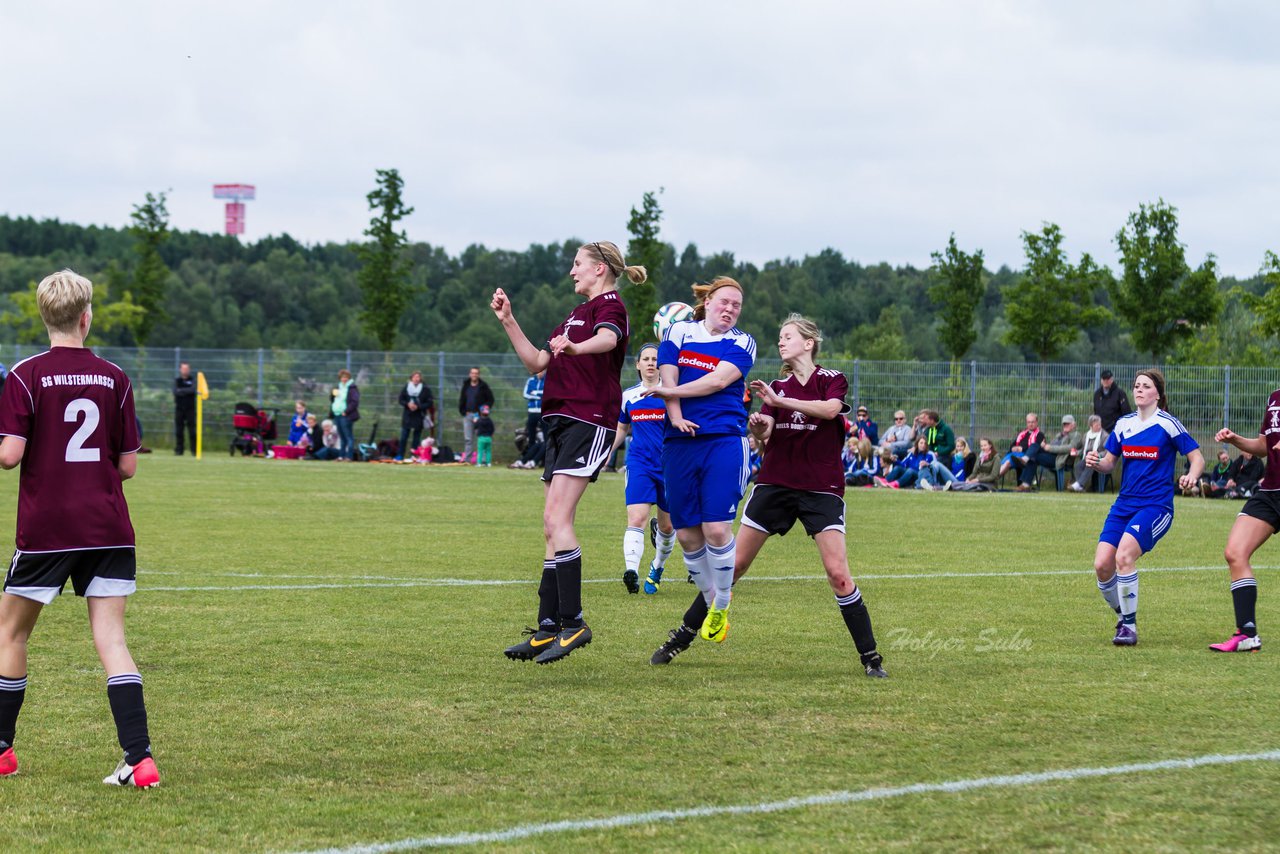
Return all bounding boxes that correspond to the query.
[212,183,255,236]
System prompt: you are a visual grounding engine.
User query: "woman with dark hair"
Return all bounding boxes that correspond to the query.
[492,240,644,665]
[609,344,677,594]
[1084,369,1203,646]
[396,371,433,462]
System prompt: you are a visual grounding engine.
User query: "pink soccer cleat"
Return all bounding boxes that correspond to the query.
[103,755,160,788]
[0,743,16,777]
[1209,632,1262,653]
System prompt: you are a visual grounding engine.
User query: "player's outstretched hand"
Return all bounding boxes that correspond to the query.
[1084,450,1099,469]
[1215,427,1237,444]
[749,379,780,408]
[748,412,770,436]
[1178,473,1198,492]
[549,334,575,357]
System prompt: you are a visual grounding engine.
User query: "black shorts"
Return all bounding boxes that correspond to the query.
[1240,490,1280,533]
[541,416,615,483]
[4,548,137,605]
[740,484,846,538]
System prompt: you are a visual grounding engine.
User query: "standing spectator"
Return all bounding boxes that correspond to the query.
[457,367,494,465]
[852,405,879,447]
[397,371,433,462]
[1094,369,1131,433]
[173,362,197,455]
[881,410,914,457]
[287,400,310,447]
[330,369,360,461]
[0,270,158,787]
[474,404,495,467]
[522,369,545,448]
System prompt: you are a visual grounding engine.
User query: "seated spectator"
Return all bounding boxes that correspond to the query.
[413,436,437,463]
[841,436,860,475]
[920,409,955,461]
[309,418,341,461]
[1222,449,1264,499]
[873,447,900,488]
[287,400,310,447]
[509,419,547,470]
[845,438,880,487]
[852,405,879,447]
[1199,449,1232,498]
[883,435,953,490]
[880,410,915,457]
[1023,414,1084,490]
[296,413,317,451]
[999,412,1043,487]
[1068,414,1109,492]
[969,437,1002,487]
[951,436,976,481]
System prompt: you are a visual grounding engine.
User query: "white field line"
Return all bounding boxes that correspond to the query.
[138,564,1278,594]
[295,749,1280,853]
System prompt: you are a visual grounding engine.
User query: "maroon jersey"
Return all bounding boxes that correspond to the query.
[759,366,850,495]
[0,347,139,552]
[1258,389,1280,491]
[542,290,629,429]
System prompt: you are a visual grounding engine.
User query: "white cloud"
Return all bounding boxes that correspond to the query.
[1,1,1277,276]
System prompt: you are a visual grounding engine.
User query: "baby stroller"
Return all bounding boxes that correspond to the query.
[230,402,278,456]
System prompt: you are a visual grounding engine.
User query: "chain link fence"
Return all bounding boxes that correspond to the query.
[3,345,1274,460]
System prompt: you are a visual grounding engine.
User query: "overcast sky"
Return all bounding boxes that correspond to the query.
[2,2,1277,276]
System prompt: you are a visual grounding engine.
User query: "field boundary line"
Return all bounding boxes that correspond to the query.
[295,749,1280,852]
[140,563,1270,594]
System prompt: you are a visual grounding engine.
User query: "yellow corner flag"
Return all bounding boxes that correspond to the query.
[195,371,210,459]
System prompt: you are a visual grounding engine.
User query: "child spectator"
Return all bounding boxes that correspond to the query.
[475,404,495,467]
[747,434,763,482]
[413,436,436,463]
[952,436,976,481]
[287,400,310,447]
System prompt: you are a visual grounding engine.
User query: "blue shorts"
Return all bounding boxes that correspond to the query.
[662,435,750,529]
[624,465,668,511]
[1098,503,1173,554]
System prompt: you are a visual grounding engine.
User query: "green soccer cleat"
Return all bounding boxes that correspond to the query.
[700,604,730,643]
[643,562,664,595]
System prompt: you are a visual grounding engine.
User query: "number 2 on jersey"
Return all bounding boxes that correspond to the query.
[64,399,101,462]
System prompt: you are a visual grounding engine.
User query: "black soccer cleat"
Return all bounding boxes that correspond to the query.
[534,624,593,664]
[861,650,888,679]
[504,626,559,661]
[649,517,659,548]
[651,627,695,665]
[623,569,640,594]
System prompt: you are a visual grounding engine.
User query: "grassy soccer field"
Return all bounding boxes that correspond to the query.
[2,455,1278,852]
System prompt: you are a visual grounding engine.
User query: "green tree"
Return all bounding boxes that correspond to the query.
[1004,222,1109,361]
[624,188,664,346]
[928,234,985,360]
[356,168,417,351]
[1239,250,1280,337]
[848,305,913,361]
[1111,199,1220,360]
[129,190,171,344]
[1,279,144,345]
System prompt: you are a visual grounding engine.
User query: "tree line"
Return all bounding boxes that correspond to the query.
[0,178,1277,366]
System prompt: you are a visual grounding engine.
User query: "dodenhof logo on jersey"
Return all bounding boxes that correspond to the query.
[677,352,720,373]
[1122,445,1160,459]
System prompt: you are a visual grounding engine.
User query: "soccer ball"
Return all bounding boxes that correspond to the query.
[653,301,694,340]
